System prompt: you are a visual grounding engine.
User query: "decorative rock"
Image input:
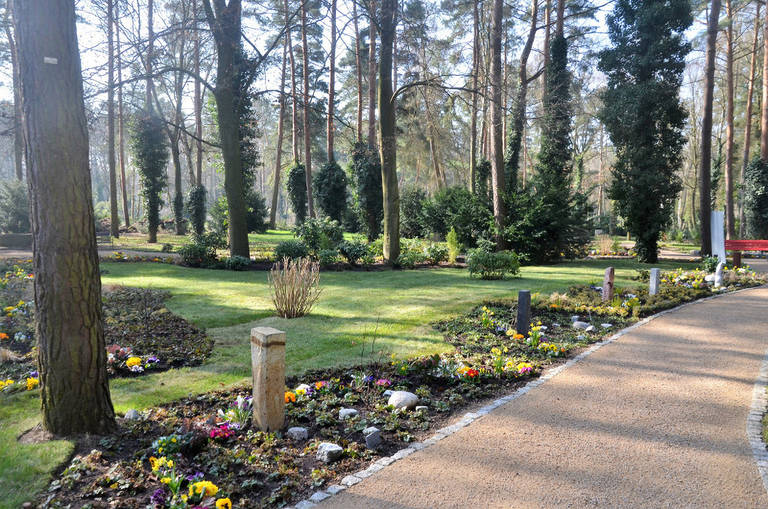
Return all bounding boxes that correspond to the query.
[286,427,308,441]
[705,274,716,283]
[600,323,613,329]
[316,442,343,463]
[585,325,596,333]
[415,405,428,412]
[363,426,382,449]
[577,334,586,341]
[383,390,393,398]
[388,391,419,410]
[340,475,361,486]
[572,321,590,330]
[649,268,661,296]
[552,322,561,328]
[308,491,330,503]
[570,315,580,323]
[326,485,346,495]
[338,408,359,420]
[295,501,316,509]
[124,409,140,420]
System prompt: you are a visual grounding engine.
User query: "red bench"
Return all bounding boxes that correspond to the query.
[724,239,768,267]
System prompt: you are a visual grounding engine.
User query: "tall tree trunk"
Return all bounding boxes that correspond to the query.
[762,0,768,159]
[146,0,154,109]
[505,0,538,192]
[14,0,116,435]
[4,3,23,181]
[490,0,506,246]
[286,0,299,162]
[740,1,761,237]
[700,0,721,256]
[107,0,119,237]
[368,0,377,148]
[469,0,479,192]
[353,0,364,143]
[115,2,130,227]
[194,0,203,185]
[379,0,399,263]
[543,0,551,85]
[555,0,564,36]
[202,0,250,258]
[301,0,315,217]
[270,35,288,229]
[725,0,735,238]
[327,0,336,161]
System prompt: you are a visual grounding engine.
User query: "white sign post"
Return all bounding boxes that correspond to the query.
[711,211,726,263]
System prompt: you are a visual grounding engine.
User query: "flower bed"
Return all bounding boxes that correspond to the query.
[1,262,213,391]
[29,267,768,507]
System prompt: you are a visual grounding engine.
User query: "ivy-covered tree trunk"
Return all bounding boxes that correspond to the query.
[202,0,250,258]
[505,0,538,193]
[379,0,399,264]
[15,0,116,435]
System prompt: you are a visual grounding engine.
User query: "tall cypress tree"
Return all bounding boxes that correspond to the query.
[598,0,692,263]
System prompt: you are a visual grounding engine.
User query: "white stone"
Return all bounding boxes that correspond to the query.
[341,475,361,486]
[308,492,330,503]
[570,315,580,323]
[339,408,359,420]
[124,409,140,420]
[577,334,586,341]
[295,501,316,509]
[286,427,308,441]
[388,391,419,410]
[383,390,393,397]
[585,325,596,333]
[705,274,716,282]
[600,323,613,329]
[326,485,346,495]
[316,442,343,463]
[363,426,382,449]
[415,405,428,412]
[572,321,590,330]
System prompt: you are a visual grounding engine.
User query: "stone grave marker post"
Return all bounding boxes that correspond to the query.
[251,327,286,431]
[602,267,615,302]
[516,290,531,337]
[649,268,661,296]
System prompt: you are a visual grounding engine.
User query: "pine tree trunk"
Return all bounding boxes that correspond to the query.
[700,0,721,256]
[353,0,364,143]
[194,0,203,185]
[469,0,479,192]
[4,4,23,181]
[724,0,735,239]
[15,0,116,435]
[107,0,119,238]
[368,0,377,148]
[146,0,154,109]
[270,35,288,229]
[327,0,337,161]
[490,0,506,247]
[301,1,315,217]
[115,3,130,228]
[379,0,399,264]
[740,1,760,237]
[762,0,768,159]
[286,0,299,162]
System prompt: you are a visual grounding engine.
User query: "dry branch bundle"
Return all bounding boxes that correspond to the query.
[269,257,322,318]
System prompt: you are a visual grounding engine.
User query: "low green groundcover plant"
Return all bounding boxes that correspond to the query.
[0,262,213,389]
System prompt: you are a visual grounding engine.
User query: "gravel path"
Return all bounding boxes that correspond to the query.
[321,286,768,508]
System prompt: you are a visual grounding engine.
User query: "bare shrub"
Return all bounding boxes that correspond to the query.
[269,257,322,318]
[597,234,613,255]
[0,348,21,363]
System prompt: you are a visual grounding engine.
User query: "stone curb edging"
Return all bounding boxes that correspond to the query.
[747,349,768,493]
[287,284,768,509]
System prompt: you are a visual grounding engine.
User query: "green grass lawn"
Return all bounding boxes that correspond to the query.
[108,229,365,256]
[0,257,696,508]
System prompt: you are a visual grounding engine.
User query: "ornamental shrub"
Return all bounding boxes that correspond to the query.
[467,249,521,280]
[0,179,30,233]
[178,232,226,268]
[313,161,348,222]
[744,157,768,239]
[293,217,344,256]
[446,228,461,264]
[338,240,369,266]
[269,257,322,318]
[348,143,383,240]
[700,255,720,273]
[186,185,207,236]
[287,162,307,224]
[425,243,449,265]
[224,255,252,271]
[245,190,269,233]
[273,239,309,260]
[130,114,169,243]
[423,186,492,247]
[317,249,339,267]
[399,186,428,238]
[210,196,229,238]
[396,249,425,269]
